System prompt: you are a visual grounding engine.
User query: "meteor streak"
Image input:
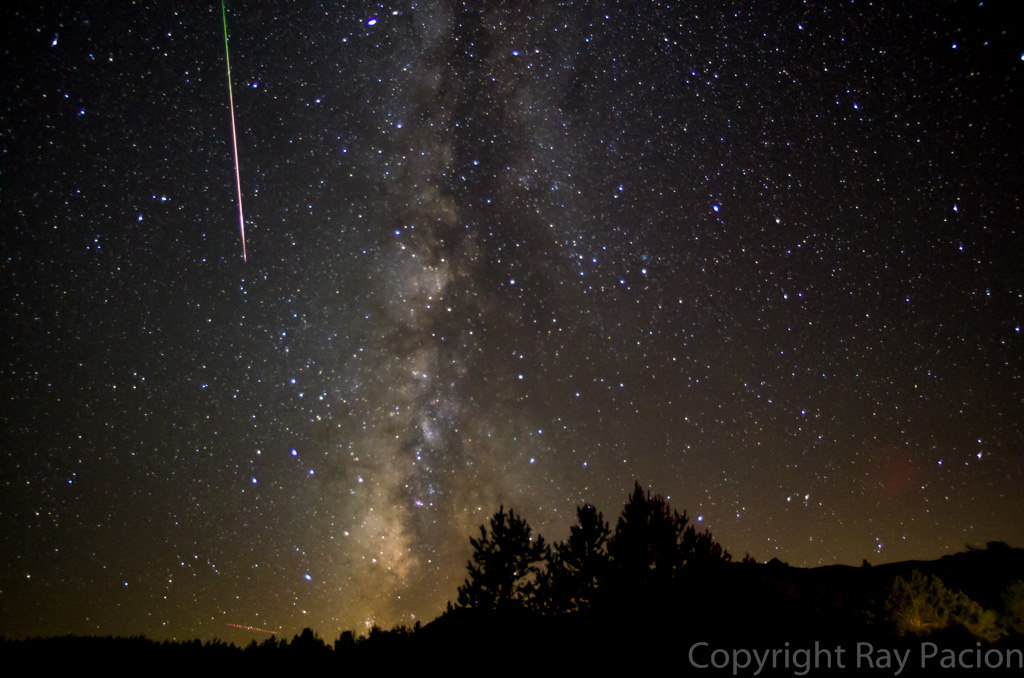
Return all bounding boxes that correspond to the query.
[226,623,276,635]
[221,0,247,261]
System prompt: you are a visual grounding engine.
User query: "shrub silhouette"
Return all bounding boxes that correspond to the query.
[884,570,1003,641]
[1000,580,1024,635]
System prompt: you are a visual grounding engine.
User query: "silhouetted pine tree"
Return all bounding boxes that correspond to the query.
[455,506,548,612]
[544,504,611,613]
[286,627,327,657]
[608,483,687,591]
[682,521,732,570]
[607,482,730,596]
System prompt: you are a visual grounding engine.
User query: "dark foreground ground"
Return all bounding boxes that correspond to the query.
[4,547,1023,675]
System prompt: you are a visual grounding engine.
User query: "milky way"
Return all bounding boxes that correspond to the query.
[1,1,1022,641]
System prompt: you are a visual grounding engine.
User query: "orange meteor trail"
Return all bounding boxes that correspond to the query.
[227,623,276,635]
[221,0,247,261]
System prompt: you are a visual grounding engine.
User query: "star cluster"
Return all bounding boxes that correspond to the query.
[1,1,1021,641]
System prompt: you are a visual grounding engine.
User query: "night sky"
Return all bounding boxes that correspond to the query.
[2,0,1022,642]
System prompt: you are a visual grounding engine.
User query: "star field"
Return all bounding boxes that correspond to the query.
[1,1,1022,641]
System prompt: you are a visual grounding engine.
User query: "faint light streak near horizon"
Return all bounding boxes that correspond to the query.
[226,623,276,635]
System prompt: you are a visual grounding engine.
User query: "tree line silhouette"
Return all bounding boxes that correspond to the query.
[453,482,733,616]
[3,482,1023,670]
[437,484,1024,670]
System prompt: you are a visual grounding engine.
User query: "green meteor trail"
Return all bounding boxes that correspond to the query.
[221,0,247,262]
